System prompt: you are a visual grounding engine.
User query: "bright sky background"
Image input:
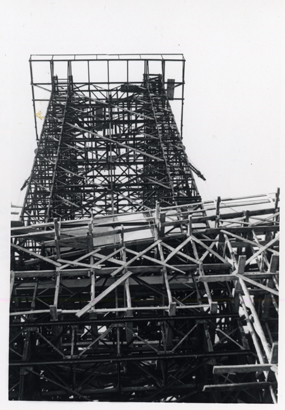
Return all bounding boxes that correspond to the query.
[0,0,284,407]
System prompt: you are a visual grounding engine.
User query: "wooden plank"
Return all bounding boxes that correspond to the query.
[198,272,278,283]
[10,271,15,300]
[245,234,279,265]
[10,303,213,317]
[58,258,103,269]
[252,230,270,269]
[236,274,279,296]
[164,236,192,263]
[215,196,221,228]
[239,277,272,361]
[190,235,227,264]
[213,364,277,375]
[159,212,166,237]
[223,233,238,268]
[187,275,231,283]
[90,250,125,267]
[169,302,176,316]
[237,255,246,274]
[78,325,115,357]
[269,254,279,273]
[126,248,185,275]
[11,243,61,267]
[275,187,280,210]
[70,327,75,357]
[12,263,233,278]
[54,218,61,259]
[31,282,38,309]
[125,279,132,308]
[187,215,193,236]
[58,247,102,270]
[76,271,133,318]
[189,236,199,261]
[90,268,96,302]
[161,241,199,264]
[10,204,277,235]
[270,343,278,364]
[199,236,220,263]
[158,241,172,304]
[233,256,243,309]
[155,201,160,229]
[53,273,61,308]
[10,309,54,316]
[50,305,58,321]
[221,229,270,249]
[110,240,161,278]
[203,381,274,392]
[42,223,152,246]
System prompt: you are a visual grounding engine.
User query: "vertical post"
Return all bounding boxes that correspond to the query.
[10,271,15,300]
[275,187,280,211]
[161,59,165,85]
[188,215,192,236]
[215,196,221,228]
[54,218,61,259]
[125,278,133,346]
[155,201,160,229]
[89,218,98,341]
[166,301,176,348]
[87,60,91,102]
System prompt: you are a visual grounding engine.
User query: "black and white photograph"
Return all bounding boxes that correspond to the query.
[1,0,283,406]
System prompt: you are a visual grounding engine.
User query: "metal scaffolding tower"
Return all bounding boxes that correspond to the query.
[10,55,279,403]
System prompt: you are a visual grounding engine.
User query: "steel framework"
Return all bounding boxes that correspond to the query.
[10,55,279,403]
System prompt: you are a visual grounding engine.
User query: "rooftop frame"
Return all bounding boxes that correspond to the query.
[30,54,186,140]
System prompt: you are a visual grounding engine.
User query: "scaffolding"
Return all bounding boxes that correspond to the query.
[10,55,279,402]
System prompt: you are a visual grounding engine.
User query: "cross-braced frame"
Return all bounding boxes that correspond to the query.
[10,55,279,403]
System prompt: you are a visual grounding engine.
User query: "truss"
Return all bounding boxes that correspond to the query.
[10,55,279,403]
[21,54,204,224]
[10,193,279,402]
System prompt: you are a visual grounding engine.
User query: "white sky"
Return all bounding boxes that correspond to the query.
[0,0,284,408]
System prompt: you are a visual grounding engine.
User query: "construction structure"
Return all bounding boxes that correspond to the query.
[10,54,279,403]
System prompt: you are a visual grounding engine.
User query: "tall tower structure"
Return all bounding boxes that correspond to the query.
[10,55,279,403]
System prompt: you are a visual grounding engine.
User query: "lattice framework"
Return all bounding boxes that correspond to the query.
[10,55,279,403]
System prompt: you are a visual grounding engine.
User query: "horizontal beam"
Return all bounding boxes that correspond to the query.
[12,263,232,278]
[198,272,279,283]
[203,381,275,392]
[213,364,278,374]
[10,349,253,367]
[10,312,240,327]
